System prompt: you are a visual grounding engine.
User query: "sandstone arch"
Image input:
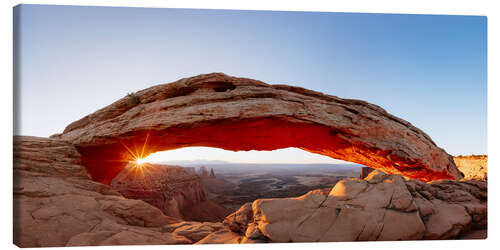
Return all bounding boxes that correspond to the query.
[52,73,462,184]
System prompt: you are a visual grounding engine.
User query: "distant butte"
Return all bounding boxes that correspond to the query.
[52,73,463,183]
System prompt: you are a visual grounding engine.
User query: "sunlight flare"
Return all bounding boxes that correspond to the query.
[134,157,147,166]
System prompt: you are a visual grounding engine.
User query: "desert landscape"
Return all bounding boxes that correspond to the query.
[13,73,487,247]
[192,163,362,212]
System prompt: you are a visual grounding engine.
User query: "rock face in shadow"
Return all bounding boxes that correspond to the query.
[219,170,487,243]
[453,155,487,180]
[52,73,462,183]
[14,136,190,247]
[109,163,229,222]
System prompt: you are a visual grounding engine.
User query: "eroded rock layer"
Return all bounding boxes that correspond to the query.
[110,164,229,222]
[219,170,487,243]
[52,73,462,183]
[14,136,190,247]
[110,164,206,219]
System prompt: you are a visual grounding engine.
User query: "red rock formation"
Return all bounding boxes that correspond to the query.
[52,73,462,184]
[110,164,204,218]
[199,166,209,177]
[110,163,229,222]
[182,199,231,222]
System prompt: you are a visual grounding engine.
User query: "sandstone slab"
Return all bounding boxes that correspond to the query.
[223,170,486,243]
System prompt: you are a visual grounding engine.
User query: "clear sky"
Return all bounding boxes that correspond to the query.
[14,4,487,163]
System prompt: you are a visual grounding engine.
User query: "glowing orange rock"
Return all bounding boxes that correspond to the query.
[52,73,463,184]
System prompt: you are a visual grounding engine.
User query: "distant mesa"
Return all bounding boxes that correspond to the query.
[199,166,209,177]
[161,160,231,165]
[196,166,217,179]
[52,73,462,183]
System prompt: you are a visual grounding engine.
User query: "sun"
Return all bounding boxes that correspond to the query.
[134,157,147,166]
[119,127,156,169]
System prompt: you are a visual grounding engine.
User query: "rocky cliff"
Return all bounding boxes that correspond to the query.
[454,155,487,180]
[14,136,189,247]
[110,163,229,222]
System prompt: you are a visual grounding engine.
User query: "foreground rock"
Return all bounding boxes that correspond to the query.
[161,221,225,242]
[359,166,375,179]
[218,170,487,243]
[110,164,229,222]
[14,136,192,247]
[13,136,486,246]
[454,155,487,180]
[52,73,462,183]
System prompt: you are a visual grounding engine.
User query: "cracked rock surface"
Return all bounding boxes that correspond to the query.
[221,170,487,243]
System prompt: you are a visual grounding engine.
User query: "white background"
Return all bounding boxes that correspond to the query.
[1,0,498,250]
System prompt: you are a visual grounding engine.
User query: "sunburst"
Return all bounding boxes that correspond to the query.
[134,157,147,166]
[116,105,164,176]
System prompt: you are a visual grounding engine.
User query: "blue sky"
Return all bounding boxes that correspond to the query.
[14,5,487,163]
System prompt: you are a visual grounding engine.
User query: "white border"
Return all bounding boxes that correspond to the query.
[2,1,497,250]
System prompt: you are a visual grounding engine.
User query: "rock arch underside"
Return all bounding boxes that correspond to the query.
[53,73,462,184]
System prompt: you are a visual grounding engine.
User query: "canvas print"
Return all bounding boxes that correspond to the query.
[13,4,487,247]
